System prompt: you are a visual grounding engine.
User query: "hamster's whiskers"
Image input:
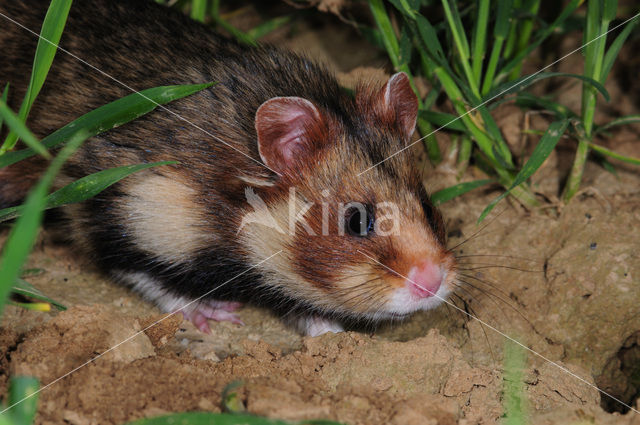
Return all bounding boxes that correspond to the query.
[453,274,534,328]
[454,253,540,262]
[455,263,542,273]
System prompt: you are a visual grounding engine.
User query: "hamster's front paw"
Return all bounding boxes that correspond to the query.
[300,316,344,337]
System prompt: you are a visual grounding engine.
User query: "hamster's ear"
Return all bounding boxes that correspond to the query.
[255,96,323,175]
[378,72,418,138]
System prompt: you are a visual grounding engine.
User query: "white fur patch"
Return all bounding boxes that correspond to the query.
[114,270,192,312]
[300,316,344,337]
[119,173,214,264]
[237,174,275,187]
[385,272,451,316]
[237,194,313,300]
[113,270,215,318]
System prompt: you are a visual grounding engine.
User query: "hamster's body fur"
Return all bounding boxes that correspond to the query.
[0,0,456,335]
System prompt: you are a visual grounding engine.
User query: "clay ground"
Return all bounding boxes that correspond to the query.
[1,3,640,425]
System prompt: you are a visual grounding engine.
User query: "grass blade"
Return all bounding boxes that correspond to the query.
[0,161,176,222]
[601,15,639,84]
[441,0,480,97]
[433,66,517,173]
[485,72,610,103]
[0,130,87,317]
[497,0,581,81]
[603,0,618,23]
[481,0,512,95]
[414,15,447,67]
[214,18,257,47]
[0,82,214,169]
[22,0,72,106]
[8,301,52,311]
[478,119,568,222]
[419,110,467,132]
[190,0,208,22]
[503,339,528,425]
[0,100,50,159]
[6,376,40,425]
[369,0,401,69]
[1,0,72,153]
[501,0,521,61]
[431,179,493,205]
[508,0,540,80]
[515,92,577,119]
[482,0,513,97]
[562,120,589,202]
[458,134,473,174]
[46,161,176,209]
[222,381,246,413]
[12,278,66,311]
[471,0,490,87]
[478,105,513,167]
[581,0,610,138]
[595,114,640,133]
[247,15,293,40]
[388,0,417,19]
[587,142,640,166]
[441,0,470,60]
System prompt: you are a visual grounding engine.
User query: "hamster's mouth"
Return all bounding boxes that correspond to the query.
[380,283,450,317]
[356,310,412,322]
[344,285,449,322]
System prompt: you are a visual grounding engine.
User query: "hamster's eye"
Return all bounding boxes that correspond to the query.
[345,204,375,237]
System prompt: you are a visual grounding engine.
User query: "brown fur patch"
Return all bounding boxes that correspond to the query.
[355,72,418,139]
[0,156,47,208]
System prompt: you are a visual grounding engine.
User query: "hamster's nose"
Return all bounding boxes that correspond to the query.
[406,260,443,298]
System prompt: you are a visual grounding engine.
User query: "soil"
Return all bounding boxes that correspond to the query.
[1,3,640,425]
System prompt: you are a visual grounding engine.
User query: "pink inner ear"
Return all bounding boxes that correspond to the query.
[381,72,419,138]
[255,97,321,174]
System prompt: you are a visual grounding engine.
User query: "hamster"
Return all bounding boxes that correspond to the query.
[0,0,456,336]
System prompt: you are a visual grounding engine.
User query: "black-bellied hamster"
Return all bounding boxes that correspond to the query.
[0,0,456,336]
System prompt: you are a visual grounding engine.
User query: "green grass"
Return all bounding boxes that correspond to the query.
[362,0,640,221]
[561,0,638,201]
[0,377,40,425]
[502,340,528,425]
[157,0,294,47]
[0,0,71,155]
